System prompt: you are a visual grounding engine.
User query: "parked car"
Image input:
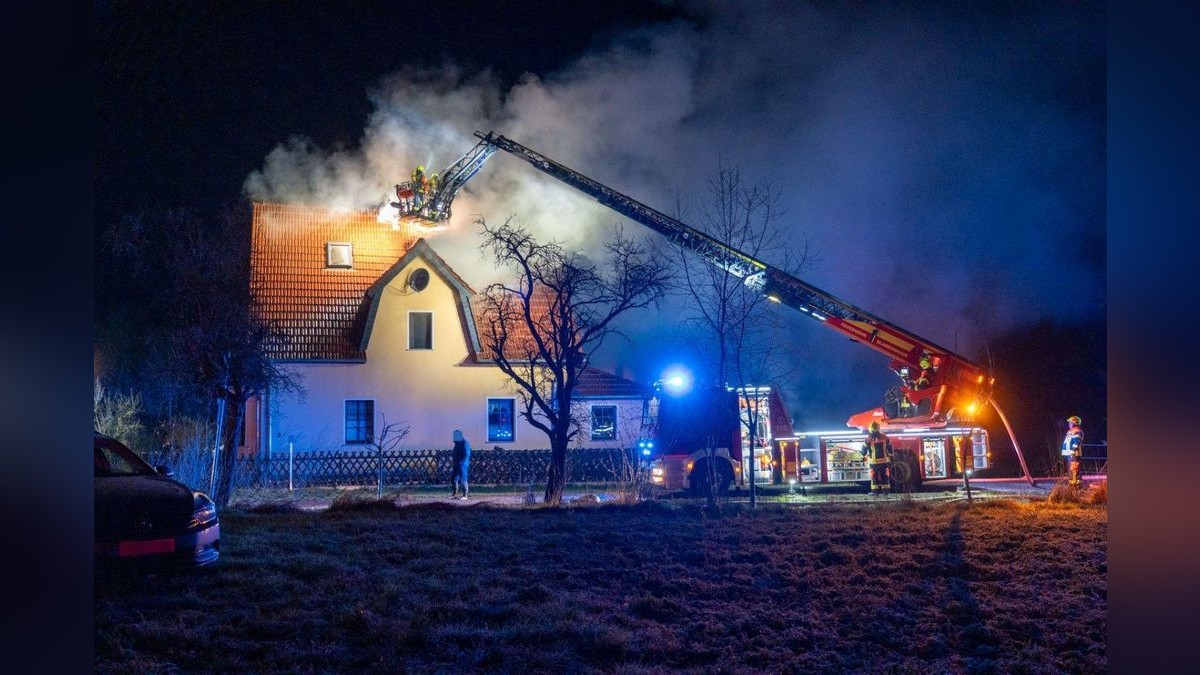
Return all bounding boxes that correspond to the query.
[94,431,220,568]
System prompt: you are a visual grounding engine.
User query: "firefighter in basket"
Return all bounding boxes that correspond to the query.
[411,165,429,209]
[914,352,934,390]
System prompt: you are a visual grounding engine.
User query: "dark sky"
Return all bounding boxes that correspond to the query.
[96,1,1106,429]
[95,0,682,224]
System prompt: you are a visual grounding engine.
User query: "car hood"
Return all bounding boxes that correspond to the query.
[94,474,196,540]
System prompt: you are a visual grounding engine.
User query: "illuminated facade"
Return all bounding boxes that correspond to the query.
[244,203,644,454]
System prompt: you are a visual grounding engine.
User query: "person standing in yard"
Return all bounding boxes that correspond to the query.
[1062,415,1084,490]
[863,421,894,495]
[450,429,472,500]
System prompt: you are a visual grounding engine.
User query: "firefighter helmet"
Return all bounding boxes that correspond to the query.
[416,165,425,173]
[1067,415,1081,427]
[919,355,932,370]
[869,421,881,433]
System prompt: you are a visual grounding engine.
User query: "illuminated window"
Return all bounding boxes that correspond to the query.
[345,400,374,445]
[487,398,515,443]
[326,242,353,269]
[409,311,433,350]
[590,405,617,441]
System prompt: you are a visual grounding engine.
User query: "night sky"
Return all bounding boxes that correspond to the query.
[95,1,1106,430]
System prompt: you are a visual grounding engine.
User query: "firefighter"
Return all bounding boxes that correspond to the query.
[914,353,934,389]
[1062,415,1084,489]
[411,165,429,208]
[863,421,893,494]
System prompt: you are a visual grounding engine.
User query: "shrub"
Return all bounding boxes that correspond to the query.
[1089,480,1108,505]
[327,494,400,512]
[152,416,218,491]
[1047,481,1083,504]
[522,482,538,506]
[93,380,147,447]
[246,500,304,514]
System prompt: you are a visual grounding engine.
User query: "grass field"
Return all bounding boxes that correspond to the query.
[95,497,1107,673]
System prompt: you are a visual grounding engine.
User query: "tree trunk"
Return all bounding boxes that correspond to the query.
[544,441,567,505]
[213,399,243,510]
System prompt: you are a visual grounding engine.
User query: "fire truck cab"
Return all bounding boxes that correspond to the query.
[644,384,794,495]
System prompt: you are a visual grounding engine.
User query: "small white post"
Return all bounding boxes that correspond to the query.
[288,442,294,492]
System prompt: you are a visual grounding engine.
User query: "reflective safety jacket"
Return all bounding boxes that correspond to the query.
[1062,427,1083,456]
[862,432,893,465]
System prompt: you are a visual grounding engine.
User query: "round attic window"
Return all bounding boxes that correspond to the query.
[407,268,430,292]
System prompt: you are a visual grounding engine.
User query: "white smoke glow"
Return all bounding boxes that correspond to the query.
[243,1,1103,425]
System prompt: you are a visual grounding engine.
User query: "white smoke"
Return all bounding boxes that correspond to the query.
[243,1,1104,424]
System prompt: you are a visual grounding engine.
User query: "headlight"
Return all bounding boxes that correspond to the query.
[192,493,218,527]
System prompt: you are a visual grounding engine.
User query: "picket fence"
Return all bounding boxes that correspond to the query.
[227,446,640,489]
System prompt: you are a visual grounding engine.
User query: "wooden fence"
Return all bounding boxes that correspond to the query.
[229,447,641,489]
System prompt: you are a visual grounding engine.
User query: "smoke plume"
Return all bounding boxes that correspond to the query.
[244,1,1104,425]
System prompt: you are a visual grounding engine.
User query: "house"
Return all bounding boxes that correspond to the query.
[243,202,649,455]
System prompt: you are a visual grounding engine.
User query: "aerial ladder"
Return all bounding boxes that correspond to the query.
[391,130,1034,484]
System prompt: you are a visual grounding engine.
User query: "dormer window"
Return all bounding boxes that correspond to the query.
[407,268,430,292]
[326,242,353,269]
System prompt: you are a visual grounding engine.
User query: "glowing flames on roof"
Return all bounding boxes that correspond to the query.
[377,200,448,234]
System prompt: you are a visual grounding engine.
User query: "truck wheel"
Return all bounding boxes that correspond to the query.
[688,461,709,497]
[891,450,922,492]
[689,460,733,497]
[714,462,734,495]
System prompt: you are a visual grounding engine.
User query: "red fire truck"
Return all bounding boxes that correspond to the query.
[396,131,1034,489]
[774,426,990,491]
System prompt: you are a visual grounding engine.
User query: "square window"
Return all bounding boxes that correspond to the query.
[590,405,617,441]
[487,398,515,443]
[326,242,353,269]
[409,311,433,350]
[345,400,374,445]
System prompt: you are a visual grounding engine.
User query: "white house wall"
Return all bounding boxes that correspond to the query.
[267,257,643,454]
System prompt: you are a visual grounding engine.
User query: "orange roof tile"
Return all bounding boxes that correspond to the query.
[251,202,419,360]
[250,202,644,400]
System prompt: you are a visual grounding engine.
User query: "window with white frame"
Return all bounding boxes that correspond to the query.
[409,311,433,350]
[487,398,515,443]
[590,405,617,441]
[345,400,374,445]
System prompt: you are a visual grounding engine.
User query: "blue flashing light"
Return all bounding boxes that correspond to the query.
[660,366,693,396]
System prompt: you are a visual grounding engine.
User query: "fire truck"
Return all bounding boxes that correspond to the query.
[390,131,1035,489]
[638,383,795,496]
[774,427,990,491]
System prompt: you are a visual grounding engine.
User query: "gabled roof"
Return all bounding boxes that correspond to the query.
[360,238,480,355]
[250,202,418,360]
[248,202,651,401]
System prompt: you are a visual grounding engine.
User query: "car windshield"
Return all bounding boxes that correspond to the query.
[95,437,156,477]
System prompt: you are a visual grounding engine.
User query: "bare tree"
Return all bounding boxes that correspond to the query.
[367,414,411,498]
[103,206,303,509]
[670,163,811,507]
[475,216,669,505]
